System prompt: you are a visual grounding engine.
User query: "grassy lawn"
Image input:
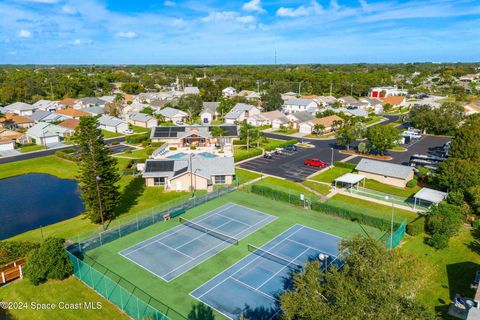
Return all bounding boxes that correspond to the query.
[19,144,47,153]
[364,179,420,198]
[302,180,332,195]
[252,176,318,201]
[0,155,78,180]
[88,190,384,319]
[325,194,418,223]
[129,125,150,133]
[114,148,149,160]
[1,277,129,320]
[305,132,337,139]
[101,130,123,138]
[272,128,298,135]
[402,228,480,318]
[235,168,261,185]
[233,145,262,162]
[363,116,383,125]
[310,166,353,184]
[389,146,407,151]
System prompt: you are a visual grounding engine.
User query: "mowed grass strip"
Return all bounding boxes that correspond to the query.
[302,180,332,196]
[235,168,262,185]
[1,277,130,320]
[311,166,353,183]
[364,179,420,198]
[88,191,384,319]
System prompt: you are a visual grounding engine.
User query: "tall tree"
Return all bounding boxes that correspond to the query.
[336,124,356,150]
[366,124,401,155]
[76,116,121,225]
[449,114,480,162]
[313,124,326,136]
[261,87,283,111]
[177,94,203,122]
[280,236,434,320]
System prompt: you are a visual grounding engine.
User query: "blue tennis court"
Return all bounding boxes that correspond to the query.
[120,203,276,282]
[191,225,343,320]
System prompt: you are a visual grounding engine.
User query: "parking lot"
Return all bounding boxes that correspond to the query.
[238,140,350,182]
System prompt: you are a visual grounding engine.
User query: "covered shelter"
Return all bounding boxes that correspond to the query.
[413,187,448,209]
[334,173,366,190]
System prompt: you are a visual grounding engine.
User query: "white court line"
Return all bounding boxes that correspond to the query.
[188,292,236,320]
[285,238,338,258]
[211,212,252,227]
[229,276,278,302]
[173,219,234,251]
[161,214,276,281]
[121,203,236,256]
[196,225,304,300]
[155,241,195,260]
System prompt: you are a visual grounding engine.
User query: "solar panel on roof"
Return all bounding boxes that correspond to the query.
[145,161,174,173]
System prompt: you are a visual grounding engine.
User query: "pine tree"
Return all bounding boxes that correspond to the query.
[75,116,120,225]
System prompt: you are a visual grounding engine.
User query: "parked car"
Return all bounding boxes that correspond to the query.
[263,152,273,159]
[283,145,297,152]
[274,148,284,155]
[176,121,184,125]
[123,129,134,134]
[304,158,327,168]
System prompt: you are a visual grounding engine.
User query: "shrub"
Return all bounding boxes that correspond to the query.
[234,148,262,162]
[125,133,149,144]
[0,241,40,265]
[190,145,197,150]
[145,147,156,155]
[250,185,305,207]
[169,147,177,151]
[24,237,73,285]
[426,233,449,250]
[334,161,357,170]
[233,139,246,145]
[150,142,165,148]
[110,141,120,145]
[472,220,480,228]
[55,150,78,162]
[124,149,132,154]
[406,178,418,188]
[406,217,425,236]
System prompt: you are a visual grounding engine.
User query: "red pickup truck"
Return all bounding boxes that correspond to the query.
[304,158,327,168]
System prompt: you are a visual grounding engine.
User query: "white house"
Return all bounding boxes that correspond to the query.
[127,112,158,128]
[282,98,318,115]
[298,115,344,135]
[370,86,408,98]
[0,138,15,152]
[32,100,63,112]
[155,107,188,123]
[224,103,261,124]
[26,122,73,146]
[464,102,480,116]
[247,110,287,127]
[200,102,220,124]
[183,86,200,95]
[28,110,68,123]
[222,87,237,97]
[4,102,36,116]
[286,111,316,129]
[98,115,129,133]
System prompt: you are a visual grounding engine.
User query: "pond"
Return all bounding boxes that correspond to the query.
[0,174,84,240]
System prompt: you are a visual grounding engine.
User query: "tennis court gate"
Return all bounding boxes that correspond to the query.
[383,219,407,250]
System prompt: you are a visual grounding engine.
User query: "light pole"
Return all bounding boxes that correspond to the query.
[193,168,201,197]
[330,147,334,167]
[95,175,105,230]
[385,196,394,250]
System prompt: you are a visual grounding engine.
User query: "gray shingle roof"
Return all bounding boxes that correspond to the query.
[284,98,315,106]
[81,97,106,105]
[83,106,105,115]
[290,111,315,123]
[413,187,448,204]
[225,103,257,120]
[128,112,155,122]
[355,158,414,180]
[184,87,200,94]
[5,102,35,111]
[202,102,219,114]
[98,115,127,127]
[156,107,187,118]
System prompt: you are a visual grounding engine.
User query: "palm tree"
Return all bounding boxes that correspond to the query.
[211,126,225,151]
[313,124,325,136]
[332,119,344,131]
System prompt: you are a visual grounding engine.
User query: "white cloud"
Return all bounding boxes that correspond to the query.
[242,0,266,13]
[61,5,77,15]
[164,0,175,6]
[359,0,368,10]
[17,29,32,38]
[277,1,323,17]
[18,0,60,3]
[237,15,255,24]
[70,39,92,45]
[330,0,340,10]
[201,11,256,25]
[116,31,137,39]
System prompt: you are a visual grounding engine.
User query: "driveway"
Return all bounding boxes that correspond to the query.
[107,144,136,154]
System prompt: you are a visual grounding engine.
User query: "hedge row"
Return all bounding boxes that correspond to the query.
[263,139,298,151]
[333,161,357,170]
[0,241,40,265]
[234,148,262,162]
[55,150,79,162]
[406,217,425,236]
[250,184,305,206]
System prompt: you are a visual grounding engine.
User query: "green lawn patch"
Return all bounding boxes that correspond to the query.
[87,190,384,319]
[0,155,78,180]
[401,228,480,318]
[101,130,123,138]
[129,125,150,133]
[305,132,337,139]
[19,144,47,153]
[325,194,417,223]
[311,166,353,184]
[1,277,129,320]
[114,148,149,160]
[235,168,261,185]
[252,176,318,200]
[272,128,298,135]
[302,180,332,195]
[364,179,420,198]
[234,145,262,162]
[363,116,383,125]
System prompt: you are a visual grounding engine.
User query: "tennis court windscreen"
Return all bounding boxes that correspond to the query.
[247,243,301,269]
[179,217,239,245]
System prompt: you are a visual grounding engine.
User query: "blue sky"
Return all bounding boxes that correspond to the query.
[0,0,479,64]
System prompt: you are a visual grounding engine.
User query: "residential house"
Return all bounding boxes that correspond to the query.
[383,96,407,108]
[271,115,290,130]
[4,102,36,116]
[58,119,80,131]
[360,98,384,113]
[83,106,105,116]
[370,86,408,98]
[28,110,68,123]
[127,112,158,128]
[26,122,73,146]
[286,111,316,129]
[224,103,261,124]
[0,126,30,144]
[56,108,91,119]
[200,102,220,124]
[99,95,116,103]
[32,100,63,112]
[281,92,298,100]
[299,115,344,135]
[246,92,262,100]
[464,102,480,116]
[282,98,318,115]
[0,138,15,152]
[338,96,359,107]
[98,115,129,133]
[142,156,235,191]
[247,110,286,127]
[316,96,337,106]
[0,114,35,129]
[355,158,414,188]
[58,98,79,109]
[222,87,237,97]
[183,87,200,95]
[78,97,107,108]
[150,99,170,110]
[155,107,188,123]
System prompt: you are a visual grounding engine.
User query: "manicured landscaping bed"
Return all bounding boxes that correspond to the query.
[310,166,353,183]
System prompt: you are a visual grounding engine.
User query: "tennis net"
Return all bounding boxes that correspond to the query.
[179,217,239,245]
[247,243,301,269]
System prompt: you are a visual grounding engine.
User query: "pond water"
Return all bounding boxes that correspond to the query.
[0,174,84,240]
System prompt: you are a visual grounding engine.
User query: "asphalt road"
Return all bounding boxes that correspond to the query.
[0,136,126,164]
